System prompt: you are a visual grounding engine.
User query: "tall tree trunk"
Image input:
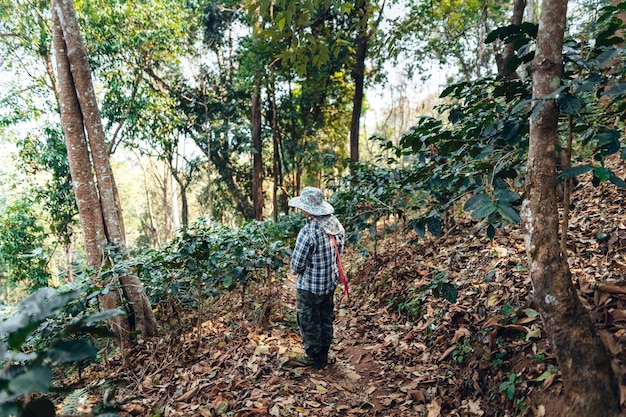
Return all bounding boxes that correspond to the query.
[52,4,127,337]
[350,34,366,165]
[53,0,158,341]
[134,151,160,247]
[522,0,620,415]
[270,83,282,221]
[172,172,189,228]
[252,76,264,220]
[171,174,180,230]
[349,0,383,165]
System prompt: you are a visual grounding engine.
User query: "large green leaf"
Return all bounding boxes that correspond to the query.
[558,165,594,181]
[471,201,497,219]
[83,308,124,326]
[463,192,491,211]
[494,189,521,204]
[594,130,620,146]
[427,216,443,237]
[48,340,96,364]
[557,93,582,115]
[497,203,521,223]
[594,167,612,182]
[7,365,51,397]
[604,82,626,97]
[438,283,458,303]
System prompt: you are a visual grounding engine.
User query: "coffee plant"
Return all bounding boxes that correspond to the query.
[0,283,121,417]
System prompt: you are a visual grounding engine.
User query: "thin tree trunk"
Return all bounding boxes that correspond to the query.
[350,34,366,165]
[172,172,189,228]
[134,151,160,247]
[171,173,180,230]
[252,76,263,220]
[349,0,384,165]
[270,83,280,221]
[522,0,620,415]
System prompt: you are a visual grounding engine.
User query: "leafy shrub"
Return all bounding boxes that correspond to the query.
[0,284,121,416]
[133,216,299,309]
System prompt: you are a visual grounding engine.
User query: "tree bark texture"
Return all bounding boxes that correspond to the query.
[252,76,264,220]
[52,2,128,337]
[349,0,383,165]
[523,0,620,415]
[350,32,366,164]
[495,0,526,78]
[53,0,158,340]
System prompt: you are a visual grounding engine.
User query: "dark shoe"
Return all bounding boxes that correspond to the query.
[293,355,325,370]
[316,346,330,367]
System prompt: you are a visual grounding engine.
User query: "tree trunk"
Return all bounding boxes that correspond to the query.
[349,0,383,165]
[252,76,264,220]
[171,173,180,230]
[495,0,526,78]
[52,3,128,337]
[522,0,620,415]
[212,152,254,219]
[53,0,158,341]
[270,83,282,221]
[350,34,366,165]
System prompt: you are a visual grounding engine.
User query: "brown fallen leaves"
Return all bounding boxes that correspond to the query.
[61,156,625,417]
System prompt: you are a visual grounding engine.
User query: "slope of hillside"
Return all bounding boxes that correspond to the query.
[58,156,625,417]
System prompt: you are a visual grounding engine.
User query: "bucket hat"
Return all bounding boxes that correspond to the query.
[288,187,334,216]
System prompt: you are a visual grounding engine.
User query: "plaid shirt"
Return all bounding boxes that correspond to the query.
[290,220,344,295]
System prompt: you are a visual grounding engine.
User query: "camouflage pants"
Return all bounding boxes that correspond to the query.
[296,289,335,357]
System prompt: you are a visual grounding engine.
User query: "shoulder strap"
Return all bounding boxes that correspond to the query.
[328,234,349,297]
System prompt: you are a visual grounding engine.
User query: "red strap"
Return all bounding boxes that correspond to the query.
[329,234,349,297]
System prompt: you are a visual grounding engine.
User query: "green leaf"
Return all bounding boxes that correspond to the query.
[427,216,443,237]
[594,167,612,182]
[594,47,620,66]
[535,370,554,382]
[413,221,426,237]
[48,340,96,363]
[463,193,491,211]
[594,130,620,146]
[440,283,458,303]
[8,364,51,397]
[609,172,626,188]
[604,82,626,97]
[472,203,497,219]
[485,24,520,44]
[558,165,594,182]
[497,203,521,223]
[7,321,41,350]
[84,308,124,326]
[557,94,582,115]
[494,189,521,204]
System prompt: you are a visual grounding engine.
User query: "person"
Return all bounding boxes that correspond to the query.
[288,186,345,370]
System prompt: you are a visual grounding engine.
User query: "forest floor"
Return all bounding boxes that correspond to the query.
[58,156,626,417]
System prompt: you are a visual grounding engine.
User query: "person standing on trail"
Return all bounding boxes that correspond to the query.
[288,186,346,370]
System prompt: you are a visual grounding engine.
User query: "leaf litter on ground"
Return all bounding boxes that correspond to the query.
[57,155,626,417]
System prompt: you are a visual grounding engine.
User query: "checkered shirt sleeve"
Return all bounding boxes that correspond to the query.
[290,221,344,295]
